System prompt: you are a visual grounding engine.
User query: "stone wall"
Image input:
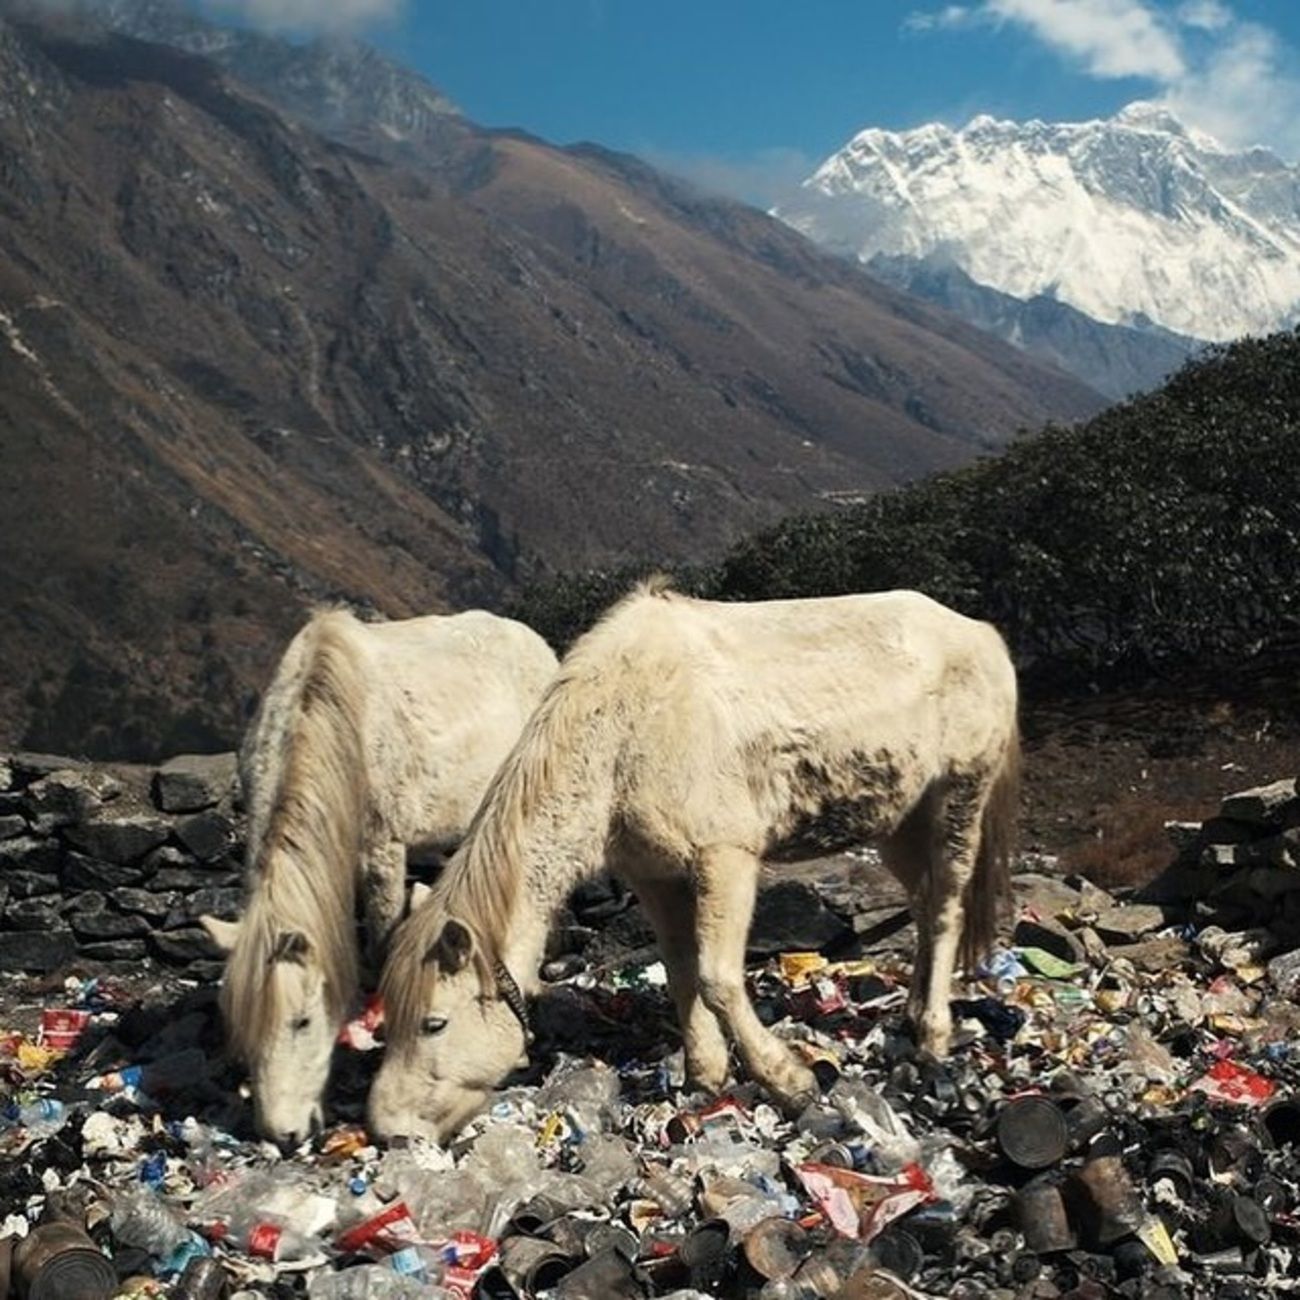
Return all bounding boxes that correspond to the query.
[0,750,243,978]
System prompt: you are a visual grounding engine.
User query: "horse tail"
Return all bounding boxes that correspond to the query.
[961,718,1020,972]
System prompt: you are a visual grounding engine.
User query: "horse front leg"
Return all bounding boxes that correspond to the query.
[361,840,407,972]
[880,790,939,1033]
[917,781,986,1058]
[692,844,817,1114]
[631,875,730,1093]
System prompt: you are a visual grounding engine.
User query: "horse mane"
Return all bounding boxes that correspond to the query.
[222,609,367,1062]
[382,577,672,1037]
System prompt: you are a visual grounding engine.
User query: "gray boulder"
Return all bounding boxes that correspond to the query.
[152,753,237,814]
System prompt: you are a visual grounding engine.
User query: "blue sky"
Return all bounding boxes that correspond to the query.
[204,1,1300,204]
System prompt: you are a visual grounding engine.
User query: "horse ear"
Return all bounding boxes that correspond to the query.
[199,915,241,954]
[272,930,311,965]
[426,917,474,973]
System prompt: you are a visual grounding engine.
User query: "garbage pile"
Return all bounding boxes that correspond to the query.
[7,855,1300,1298]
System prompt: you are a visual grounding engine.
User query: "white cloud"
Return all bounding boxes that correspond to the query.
[203,0,404,32]
[981,0,1185,80]
[1177,0,1232,31]
[645,147,818,209]
[902,5,975,33]
[904,0,1300,158]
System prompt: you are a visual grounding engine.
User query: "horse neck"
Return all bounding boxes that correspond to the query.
[462,700,623,993]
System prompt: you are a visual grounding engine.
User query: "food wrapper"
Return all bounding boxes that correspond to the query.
[779,952,830,985]
[335,1200,420,1255]
[795,1160,934,1242]
[1188,1058,1276,1106]
[437,1229,498,1298]
[337,993,385,1051]
[39,1009,91,1051]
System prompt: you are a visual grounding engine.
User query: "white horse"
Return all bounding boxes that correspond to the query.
[199,607,557,1147]
[369,581,1020,1143]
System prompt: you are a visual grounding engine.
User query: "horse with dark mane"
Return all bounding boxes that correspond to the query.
[370,582,1019,1142]
[201,607,557,1146]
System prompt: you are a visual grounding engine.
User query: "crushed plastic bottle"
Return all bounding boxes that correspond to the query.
[90,1047,210,1096]
[214,1208,318,1262]
[307,1265,443,1298]
[110,1187,194,1258]
[828,1077,920,1172]
[1,1097,68,1140]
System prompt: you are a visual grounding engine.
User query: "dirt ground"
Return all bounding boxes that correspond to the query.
[1020,654,1300,886]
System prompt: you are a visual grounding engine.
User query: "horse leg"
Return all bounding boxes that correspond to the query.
[879,788,940,1032]
[362,840,406,971]
[693,844,817,1113]
[631,877,730,1092]
[917,779,986,1058]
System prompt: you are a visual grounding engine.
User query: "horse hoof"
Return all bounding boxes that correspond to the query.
[779,1086,818,1117]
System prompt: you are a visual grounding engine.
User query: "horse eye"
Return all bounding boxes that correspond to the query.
[421,1016,447,1036]
[291,1015,311,1032]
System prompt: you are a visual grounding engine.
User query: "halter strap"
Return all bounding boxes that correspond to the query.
[494,959,534,1044]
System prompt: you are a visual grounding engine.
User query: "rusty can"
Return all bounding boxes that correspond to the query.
[1070,1155,1143,1245]
[677,1217,731,1290]
[807,1140,855,1169]
[1147,1150,1196,1201]
[1016,1178,1076,1255]
[507,1193,571,1238]
[741,1216,810,1280]
[996,1095,1069,1169]
[1209,1193,1271,1248]
[555,1246,648,1300]
[1060,1095,1110,1151]
[11,1221,116,1300]
[172,1257,230,1300]
[870,1227,922,1281]
[1261,1098,1300,1149]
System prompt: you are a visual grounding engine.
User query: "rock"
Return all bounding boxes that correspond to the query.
[1198,817,1261,846]
[64,813,171,864]
[0,928,76,972]
[1077,926,1109,965]
[6,871,61,899]
[1094,904,1169,943]
[0,757,11,791]
[1013,917,1086,965]
[80,939,149,962]
[174,810,237,863]
[1219,779,1300,828]
[1012,872,1082,920]
[110,887,178,921]
[1164,820,1204,854]
[150,865,237,892]
[23,768,124,831]
[62,851,150,891]
[4,897,63,931]
[0,815,26,840]
[6,752,85,785]
[747,879,852,957]
[179,885,242,924]
[1117,934,1191,973]
[152,753,237,813]
[149,927,222,964]
[1076,879,1116,918]
[0,836,63,874]
[68,907,152,940]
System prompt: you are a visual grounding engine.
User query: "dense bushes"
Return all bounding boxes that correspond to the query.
[515,330,1300,684]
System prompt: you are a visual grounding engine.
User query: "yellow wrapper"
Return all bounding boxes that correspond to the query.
[1137,1215,1179,1265]
[779,952,829,985]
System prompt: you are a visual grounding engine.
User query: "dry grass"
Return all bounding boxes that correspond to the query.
[1059,793,1204,890]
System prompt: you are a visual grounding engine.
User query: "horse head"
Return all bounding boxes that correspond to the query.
[368,912,530,1144]
[201,913,339,1149]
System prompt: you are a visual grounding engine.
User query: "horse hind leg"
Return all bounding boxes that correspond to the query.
[692,844,817,1113]
[630,876,730,1093]
[879,787,941,1032]
[916,778,987,1058]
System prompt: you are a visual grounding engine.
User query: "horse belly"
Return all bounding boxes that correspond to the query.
[765,748,923,862]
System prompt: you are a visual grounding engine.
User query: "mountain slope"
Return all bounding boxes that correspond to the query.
[778,102,1300,345]
[0,9,1101,757]
[866,254,1201,401]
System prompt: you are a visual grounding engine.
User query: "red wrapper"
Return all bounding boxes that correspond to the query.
[337,993,385,1051]
[438,1230,498,1298]
[39,1009,91,1051]
[1189,1059,1276,1106]
[335,1201,419,1255]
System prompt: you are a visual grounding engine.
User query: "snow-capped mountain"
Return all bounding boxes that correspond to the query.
[777,102,1300,345]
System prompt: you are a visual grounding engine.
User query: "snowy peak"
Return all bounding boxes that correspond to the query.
[778,103,1300,342]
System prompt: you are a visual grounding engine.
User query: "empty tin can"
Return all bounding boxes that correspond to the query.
[997,1095,1069,1169]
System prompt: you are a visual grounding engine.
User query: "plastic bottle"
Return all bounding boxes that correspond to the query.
[89,1046,209,1095]
[110,1188,193,1257]
[636,1167,695,1218]
[213,1209,317,1263]
[1,1097,68,1139]
[306,1266,444,1298]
